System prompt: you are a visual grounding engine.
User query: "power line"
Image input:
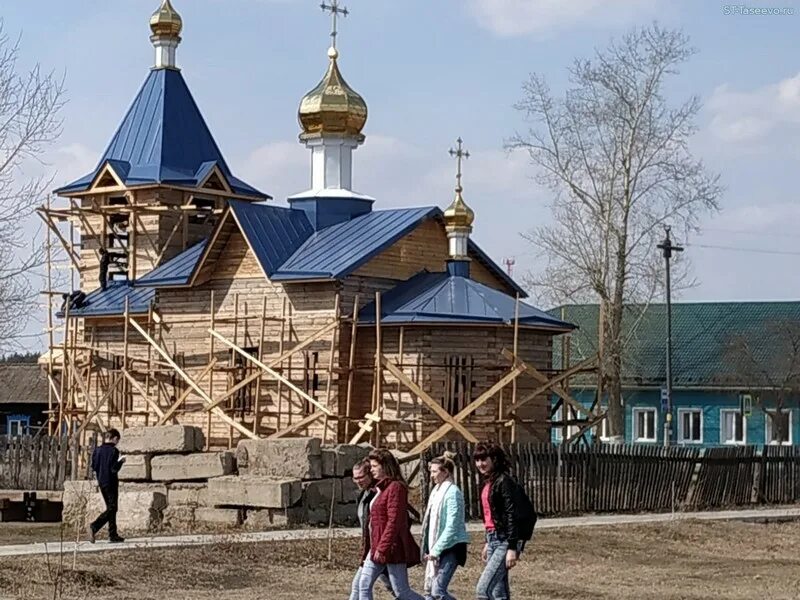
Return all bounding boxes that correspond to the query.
[700,227,800,239]
[686,242,800,257]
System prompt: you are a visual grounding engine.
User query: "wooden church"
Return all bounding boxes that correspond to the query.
[41,0,574,452]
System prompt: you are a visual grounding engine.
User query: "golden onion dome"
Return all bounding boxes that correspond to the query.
[298,47,368,139]
[443,189,475,229]
[150,0,183,38]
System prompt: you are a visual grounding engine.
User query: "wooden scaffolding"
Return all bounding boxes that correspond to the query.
[37,193,601,454]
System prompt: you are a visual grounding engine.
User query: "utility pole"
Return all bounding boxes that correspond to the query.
[657,226,683,447]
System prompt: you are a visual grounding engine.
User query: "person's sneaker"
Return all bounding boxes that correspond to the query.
[86,525,96,544]
[109,536,125,544]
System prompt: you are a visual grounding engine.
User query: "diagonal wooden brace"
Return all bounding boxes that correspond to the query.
[501,349,597,418]
[157,359,217,425]
[349,410,381,445]
[209,329,332,417]
[76,377,123,437]
[129,318,258,439]
[380,355,477,443]
[121,368,166,420]
[269,411,326,439]
[409,364,526,455]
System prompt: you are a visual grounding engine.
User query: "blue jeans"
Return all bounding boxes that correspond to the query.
[359,557,425,600]
[476,532,523,600]
[350,566,395,600]
[425,550,459,600]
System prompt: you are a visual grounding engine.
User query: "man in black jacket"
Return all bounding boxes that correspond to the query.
[350,460,395,600]
[87,428,126,543]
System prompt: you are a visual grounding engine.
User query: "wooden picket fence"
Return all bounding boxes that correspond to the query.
[421,442,800,518]
[0,435,97,491]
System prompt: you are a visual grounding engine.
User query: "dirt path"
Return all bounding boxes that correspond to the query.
[2,505,799,557]
[1,520,800,599]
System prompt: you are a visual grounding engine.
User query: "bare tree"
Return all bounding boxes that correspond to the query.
[0,22,65,354]
[508,24,722,441]
[726,320,800,444]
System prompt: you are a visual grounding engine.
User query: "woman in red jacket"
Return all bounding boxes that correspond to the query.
[358,448,425,600]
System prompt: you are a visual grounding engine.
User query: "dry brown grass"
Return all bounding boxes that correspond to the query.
[1,520,799,599]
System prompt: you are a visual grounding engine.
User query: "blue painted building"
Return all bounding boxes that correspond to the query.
[551,303,800,447]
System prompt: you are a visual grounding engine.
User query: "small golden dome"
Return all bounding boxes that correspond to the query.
[150,0,183,38]
[298,50,367,139]
[444,189,475,229]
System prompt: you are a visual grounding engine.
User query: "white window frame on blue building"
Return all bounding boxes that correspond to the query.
[720,409,747,445]
[677,408,703,444]
[765,409,793,446]
[632,407,657,443]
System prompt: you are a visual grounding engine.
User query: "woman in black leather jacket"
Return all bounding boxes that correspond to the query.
[473,442,525,600]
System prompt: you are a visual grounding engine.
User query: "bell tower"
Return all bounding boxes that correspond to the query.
[46,0,267,293]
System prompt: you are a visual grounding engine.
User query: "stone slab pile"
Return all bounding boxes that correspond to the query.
[62,426,370,533]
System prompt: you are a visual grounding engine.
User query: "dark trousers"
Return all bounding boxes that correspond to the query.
[91,485,119,538]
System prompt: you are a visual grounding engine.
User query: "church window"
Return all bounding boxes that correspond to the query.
[230,347,259,415]
[188,197,216,225]
[106,196,130,280]
[444,355,473,416]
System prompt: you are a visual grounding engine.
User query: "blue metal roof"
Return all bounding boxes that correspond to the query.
[136,239,207,287]
[55,69,266,199]
[272,206,439,280]
[229,200,315,276]
[57,283,154,318]
[358,270,574,330]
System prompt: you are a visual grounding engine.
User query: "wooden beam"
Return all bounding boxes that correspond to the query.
[209,329,333,416]
[268,319,340,368]
[409,364,526,455]
[157,359,217,425]
[269,411,325,439]
[121,368,166,420]
[202,316,334,415]
[506,359,592,415]
[203,369,262,412]
[36,210,81,271]
[565,411,607,445]
[349,410,381,445]
[322,293,340,443]
[76,378,124,436]
[380,355,478,443]
[344,294,359,440]
[65,355,107,433]
[129,318,258,440]
[501,349,597,418]
[156,213,185,265]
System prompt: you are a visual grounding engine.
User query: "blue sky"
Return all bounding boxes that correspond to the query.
[5,0,800,350]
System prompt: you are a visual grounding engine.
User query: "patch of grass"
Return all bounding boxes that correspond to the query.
[2,520,800,599]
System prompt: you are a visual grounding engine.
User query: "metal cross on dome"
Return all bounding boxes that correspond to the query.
[449,137,470,192]
[320,1,349,49]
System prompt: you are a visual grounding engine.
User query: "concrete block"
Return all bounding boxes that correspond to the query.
[236,437,322,480]
[119,454,151,481]
[63,481,166,531]
[120,482,168,496]
[321,444,371,477]
[117,425,204,454]
[340,477,360,504]
[162,505,196,529]
[304,502,359,527]
[195,507,243,527]
[245,508,289,529]
[151,452,235,481]
[167,482,209,507]
[62,480,98,525]
[335,502,358,526]
[302,479,342,508]
[206,475,302,509]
